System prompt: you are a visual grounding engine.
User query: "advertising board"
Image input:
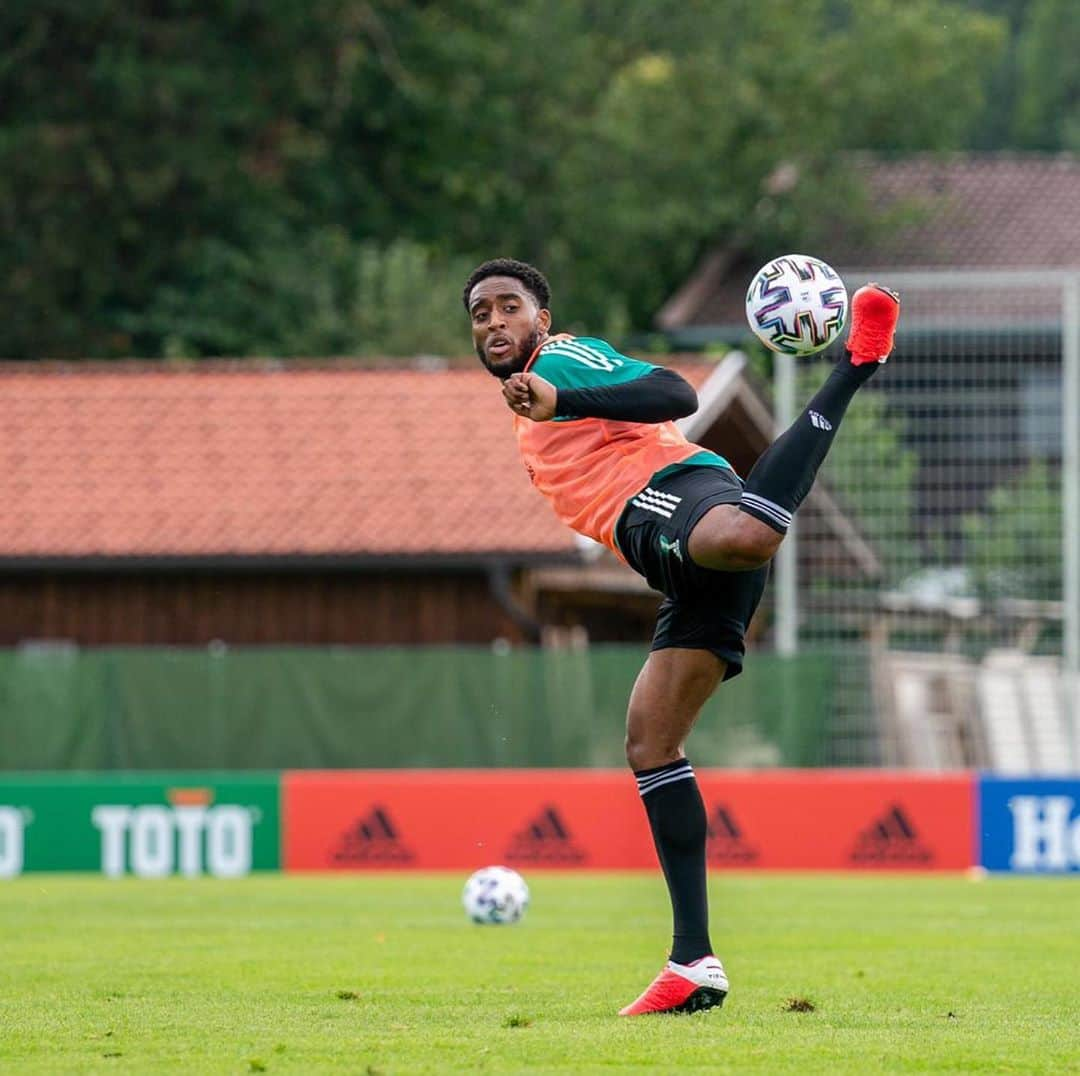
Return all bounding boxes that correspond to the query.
[0,774,280,877]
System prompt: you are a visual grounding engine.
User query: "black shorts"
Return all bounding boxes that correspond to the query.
[614,466,770,680]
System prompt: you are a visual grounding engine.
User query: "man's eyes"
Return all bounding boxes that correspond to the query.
[473,303,518,323]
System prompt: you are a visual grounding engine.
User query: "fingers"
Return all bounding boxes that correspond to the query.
[502,373,533,416]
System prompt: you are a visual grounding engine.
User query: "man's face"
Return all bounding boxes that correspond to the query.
[468,275,551,379]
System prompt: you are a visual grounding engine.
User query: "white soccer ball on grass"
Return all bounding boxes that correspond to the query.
[462,865,530,925]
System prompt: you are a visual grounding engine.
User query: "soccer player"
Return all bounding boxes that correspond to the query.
[464,258,899,1016]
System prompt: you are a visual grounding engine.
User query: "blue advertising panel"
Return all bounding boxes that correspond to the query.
[979,776,1080,873]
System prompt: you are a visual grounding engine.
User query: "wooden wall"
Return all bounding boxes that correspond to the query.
[0,570,528,647]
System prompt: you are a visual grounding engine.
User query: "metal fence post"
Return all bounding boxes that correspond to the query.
[1063,273,1080,752]
[774,352,798,656]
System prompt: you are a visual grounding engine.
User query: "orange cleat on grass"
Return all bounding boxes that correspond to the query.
[618,955,729,1016]
[847,283,900,365]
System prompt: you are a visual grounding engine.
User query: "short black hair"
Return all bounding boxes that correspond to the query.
[462,258,551,312]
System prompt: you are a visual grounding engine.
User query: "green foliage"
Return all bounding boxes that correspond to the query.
[1011,0,1080,150]
[351,241,475,358]
[962,460,1062,600]
[962,0,1029,149]
[0,1,1009,359]
[961,0,1080,151]
[548,0,1006,332]
[0,0,394,358]
[124,234,474,358]
[829,0,1006,152]
[803,362,921,585]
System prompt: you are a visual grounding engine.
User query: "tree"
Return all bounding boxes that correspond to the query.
[962,460,1062,601]
[1012,0,1080,150]
[799,360,921,587]
[544,0,1006,333]
[0,0,1008,359]
[0,1,401,358]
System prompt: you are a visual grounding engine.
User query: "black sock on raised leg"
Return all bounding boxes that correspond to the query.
[635,758,712,965]
[738,355,879,534]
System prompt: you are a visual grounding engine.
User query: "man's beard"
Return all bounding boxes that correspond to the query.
[478,327,543,380]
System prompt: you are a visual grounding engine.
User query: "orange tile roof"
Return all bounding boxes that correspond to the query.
[836,153,1080,269]
[0,359,714,560]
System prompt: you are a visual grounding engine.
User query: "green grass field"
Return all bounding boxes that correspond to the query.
[1,873,1077,1074]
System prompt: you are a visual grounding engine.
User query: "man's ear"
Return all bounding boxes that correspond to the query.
[537,308,552,334]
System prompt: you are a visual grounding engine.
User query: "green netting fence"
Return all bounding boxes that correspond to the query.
[0,646,834,770]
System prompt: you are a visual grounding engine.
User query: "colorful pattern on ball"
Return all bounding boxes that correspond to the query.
[462,866,530,925]
[745,255,848,356]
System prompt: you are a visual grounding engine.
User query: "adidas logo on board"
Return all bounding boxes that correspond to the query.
[331,805,415,865]
[849,804,933,865]
[706,804,759,865]
[504,805,587,865]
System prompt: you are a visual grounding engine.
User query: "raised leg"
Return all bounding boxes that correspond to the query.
[689,282,900,569]
[736,284,900,538]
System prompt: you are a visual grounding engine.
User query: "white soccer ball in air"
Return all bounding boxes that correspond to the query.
[462,866,530,925]
[745,254,848,356]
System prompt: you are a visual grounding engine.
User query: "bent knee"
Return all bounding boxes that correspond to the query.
[721,536,775,570]
[698,534,776,571]
[725,513,783,566]
[689,506,781,570]
[695,518,781,574]
[625,730,683,772]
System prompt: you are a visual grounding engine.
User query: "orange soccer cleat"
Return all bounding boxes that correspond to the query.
[847,283,900,365]
[618,955,729,1016]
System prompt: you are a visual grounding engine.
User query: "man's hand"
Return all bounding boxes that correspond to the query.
[503,372,557,422]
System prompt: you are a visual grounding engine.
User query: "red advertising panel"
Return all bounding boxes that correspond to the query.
[283,770,974,872]
[284,770,651,871]
[695,771,974,871]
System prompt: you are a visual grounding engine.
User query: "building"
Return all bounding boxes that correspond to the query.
[659,153,1080,336]
[658,153,1080,527]
[0,357,877,649]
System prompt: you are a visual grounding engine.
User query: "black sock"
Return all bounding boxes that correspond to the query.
[739,355,879,534]
[635,759,711,965]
